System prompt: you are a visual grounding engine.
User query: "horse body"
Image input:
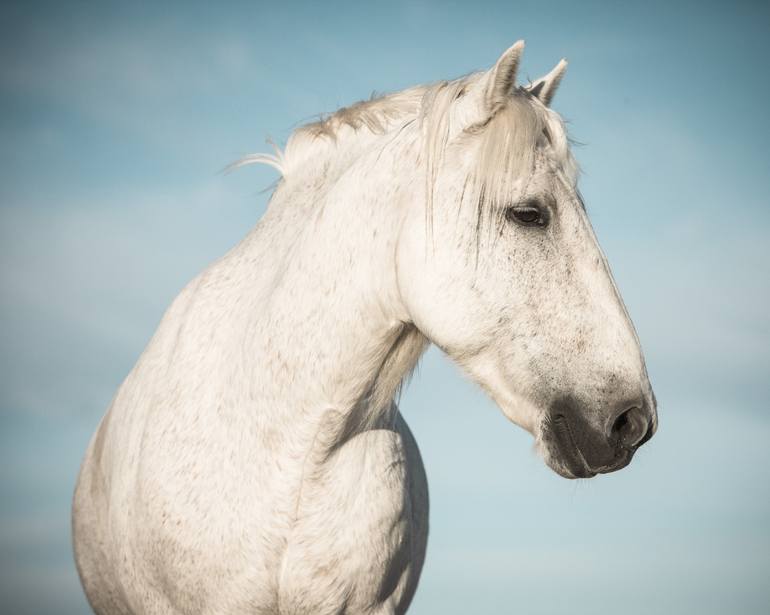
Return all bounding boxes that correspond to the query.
[74,123,430,613]
[74,42,657,614]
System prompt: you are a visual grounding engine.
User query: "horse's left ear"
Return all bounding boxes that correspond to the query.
[526,59,568,107]
[484,40,526,110]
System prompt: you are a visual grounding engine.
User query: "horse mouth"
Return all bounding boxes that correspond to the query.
[550,414,596,479]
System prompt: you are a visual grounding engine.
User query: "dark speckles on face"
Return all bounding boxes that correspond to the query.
[410,85,653,481]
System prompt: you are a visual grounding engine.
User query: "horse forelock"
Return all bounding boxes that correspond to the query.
[462,93,580,227]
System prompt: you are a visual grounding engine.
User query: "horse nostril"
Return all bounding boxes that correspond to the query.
[610,407,649,449]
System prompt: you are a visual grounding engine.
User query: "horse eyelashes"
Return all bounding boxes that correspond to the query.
[504,202,548,227]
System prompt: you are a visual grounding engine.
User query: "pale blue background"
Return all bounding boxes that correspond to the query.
[1,1,769,614]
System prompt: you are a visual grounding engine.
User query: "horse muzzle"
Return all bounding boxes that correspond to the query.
[543,395,656,479]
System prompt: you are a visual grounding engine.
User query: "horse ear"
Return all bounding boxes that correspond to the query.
[526,58,568,107]
[484,40,526,110]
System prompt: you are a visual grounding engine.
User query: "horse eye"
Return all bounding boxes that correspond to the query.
[505,203,548,227]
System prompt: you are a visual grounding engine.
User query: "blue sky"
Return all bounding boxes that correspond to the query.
[1,1,768,613]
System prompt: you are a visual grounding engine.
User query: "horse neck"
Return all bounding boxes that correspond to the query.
[239,128,427,446]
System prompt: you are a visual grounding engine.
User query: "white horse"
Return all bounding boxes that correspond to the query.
[73,41,657,614]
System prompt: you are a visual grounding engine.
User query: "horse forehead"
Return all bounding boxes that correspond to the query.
[468,102,577,192]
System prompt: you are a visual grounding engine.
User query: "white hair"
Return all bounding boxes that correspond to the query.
[233,71,579,221]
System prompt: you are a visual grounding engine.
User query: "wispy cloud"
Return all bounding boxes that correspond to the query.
[0,175,270,418]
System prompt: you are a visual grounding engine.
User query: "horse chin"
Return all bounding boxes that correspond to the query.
[546,454,597,480]
[537,421,597,480]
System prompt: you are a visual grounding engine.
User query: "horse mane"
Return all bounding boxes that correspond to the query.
[231,83,428,178]
[234,71,578,210]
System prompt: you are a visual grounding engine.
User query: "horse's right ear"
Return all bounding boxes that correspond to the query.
[526,59,568,107]
[483,41,525,111]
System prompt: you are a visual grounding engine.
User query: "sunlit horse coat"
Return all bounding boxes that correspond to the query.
[73,42,657,614]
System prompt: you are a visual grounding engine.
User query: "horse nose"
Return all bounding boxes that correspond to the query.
[609,405,652,450]
[547,395,656,477]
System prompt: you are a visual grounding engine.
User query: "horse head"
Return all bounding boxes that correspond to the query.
[396,42,657,478]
